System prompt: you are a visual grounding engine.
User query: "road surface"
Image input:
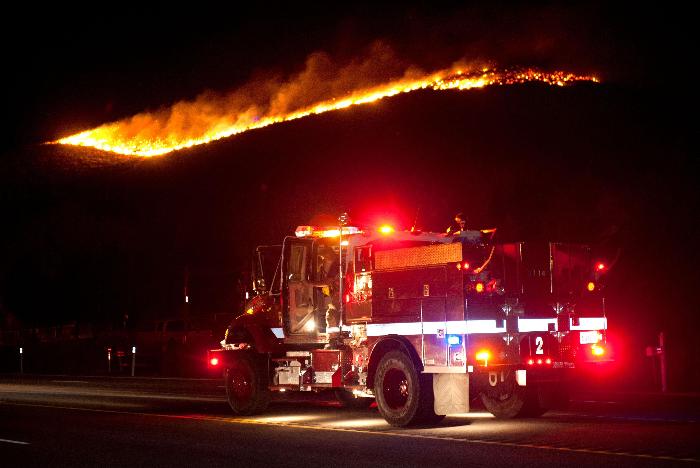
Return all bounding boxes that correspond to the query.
[1,375,698,467]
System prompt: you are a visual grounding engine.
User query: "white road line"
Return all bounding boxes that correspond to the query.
[0,438,30,445]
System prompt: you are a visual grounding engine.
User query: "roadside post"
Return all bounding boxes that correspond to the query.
[107,347,112,373]
[658,332,667,393]
[19,347,23,374]
[645,331,668,392]
[131,346,136,377]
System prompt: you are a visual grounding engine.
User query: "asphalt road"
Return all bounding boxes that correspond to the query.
[1,376,698,467]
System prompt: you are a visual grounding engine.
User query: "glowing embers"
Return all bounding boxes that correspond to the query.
[56,67,598,157]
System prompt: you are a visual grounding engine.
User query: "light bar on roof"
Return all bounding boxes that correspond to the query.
[294,225,362,238]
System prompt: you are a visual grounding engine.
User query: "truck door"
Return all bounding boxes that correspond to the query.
[282,237,315,335]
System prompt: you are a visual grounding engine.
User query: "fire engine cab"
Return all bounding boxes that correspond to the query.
[208,216,611,426]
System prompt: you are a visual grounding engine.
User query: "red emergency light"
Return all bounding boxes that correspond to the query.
[526,357,553,366]
[209,357,219,366]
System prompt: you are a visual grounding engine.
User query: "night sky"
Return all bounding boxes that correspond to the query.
[1,4,696,387]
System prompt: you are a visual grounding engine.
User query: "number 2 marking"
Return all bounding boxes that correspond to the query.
[535,336,544,355]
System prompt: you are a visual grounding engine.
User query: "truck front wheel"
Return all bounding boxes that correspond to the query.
[225,353,270,415]
[374,350,443,427]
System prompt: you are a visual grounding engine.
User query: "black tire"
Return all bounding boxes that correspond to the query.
[480,379,545,419]
[334,389,374,409]
[374,350,442,427]
[225,353,271,415]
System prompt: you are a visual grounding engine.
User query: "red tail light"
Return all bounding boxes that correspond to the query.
[209,357,219,366]
[526,357,553,366]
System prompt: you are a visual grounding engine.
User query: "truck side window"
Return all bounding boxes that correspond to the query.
[289,244,306,281]
[355,246,372,272]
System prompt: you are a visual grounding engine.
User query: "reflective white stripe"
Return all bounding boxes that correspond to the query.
[276,317,607,339]
[466,320,505,334]
[366,320,507,336]
[446,321,468,334]
[422,366,467,374]
[366,322,422,336]
[571,317,607,331]
[518,318,556,332]
[422,322,445,334]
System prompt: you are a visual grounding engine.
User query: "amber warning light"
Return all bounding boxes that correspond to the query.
[591,344,605,357]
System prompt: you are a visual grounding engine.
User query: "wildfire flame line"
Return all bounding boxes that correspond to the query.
[56,68,597,157]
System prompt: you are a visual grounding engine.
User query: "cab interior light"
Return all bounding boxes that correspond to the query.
[304,319,316,332]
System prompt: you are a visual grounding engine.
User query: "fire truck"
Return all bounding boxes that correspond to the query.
[208,216,611,427]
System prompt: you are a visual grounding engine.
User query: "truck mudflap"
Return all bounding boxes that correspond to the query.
[432,373,469,415]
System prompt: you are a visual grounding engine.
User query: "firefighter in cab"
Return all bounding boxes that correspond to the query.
[446,212,468,235]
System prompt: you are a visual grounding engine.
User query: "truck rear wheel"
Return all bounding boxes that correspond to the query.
[374,350,443,427]
[480,379,545,419]
[225,353,270,415]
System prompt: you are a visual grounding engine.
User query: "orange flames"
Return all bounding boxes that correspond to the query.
[56,67,597,157]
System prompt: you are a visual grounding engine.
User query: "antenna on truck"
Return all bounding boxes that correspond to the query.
[410,206,421,232]
[337,212,349,333]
